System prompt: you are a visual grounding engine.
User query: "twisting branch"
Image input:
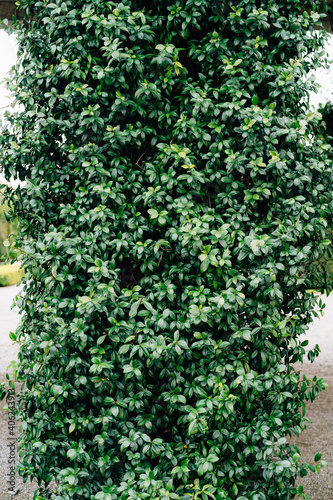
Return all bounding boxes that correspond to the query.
[0,101,18,112]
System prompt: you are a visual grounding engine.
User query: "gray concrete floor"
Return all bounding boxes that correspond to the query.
[0,284,22,375]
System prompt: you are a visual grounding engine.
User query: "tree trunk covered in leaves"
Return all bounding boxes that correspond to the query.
[0,1,332,499]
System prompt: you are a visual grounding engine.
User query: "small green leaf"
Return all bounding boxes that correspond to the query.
[69,423,76,433]
[148,209,159,219]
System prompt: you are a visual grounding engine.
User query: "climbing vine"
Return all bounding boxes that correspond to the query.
[0,1,332,499]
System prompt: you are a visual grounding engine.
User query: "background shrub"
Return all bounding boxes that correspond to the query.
[0,189,18,260]
[0,263,24,286]
[0,1,332,500]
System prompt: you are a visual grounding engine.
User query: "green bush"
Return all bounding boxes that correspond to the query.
[0,1,332,499]
[0,190,18,260]
[0,263,24,286]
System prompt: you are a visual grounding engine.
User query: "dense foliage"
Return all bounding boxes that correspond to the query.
[0,1,333,499]
[309,101,333,281]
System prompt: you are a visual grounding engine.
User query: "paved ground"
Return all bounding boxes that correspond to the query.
[0,284,22,375]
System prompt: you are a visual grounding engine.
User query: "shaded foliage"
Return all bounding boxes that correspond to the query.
[317,101,333,145]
